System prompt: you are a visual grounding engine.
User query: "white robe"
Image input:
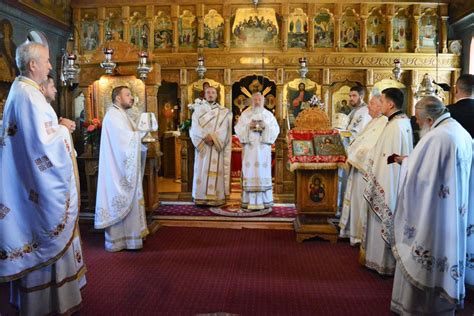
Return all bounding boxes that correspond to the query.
[391,114,472,315]
[363,112,413,275]
[235,107,279,210]
[95,104,149,252]
[0,76,85,314]
[190,102,232,206]
[339,115,388,244]
[338,104,372,212]
[465,140,474,287]
[346,103,372,143]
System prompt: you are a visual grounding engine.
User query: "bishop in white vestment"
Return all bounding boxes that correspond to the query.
[363,88,413,275]
[339,95,387,245]
[0,42,85,315]
[235,92,280,211]
[95,86,149,252]
[190,86,232,206]
[391,97,473,315]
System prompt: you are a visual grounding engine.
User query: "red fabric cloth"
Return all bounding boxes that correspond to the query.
[287,129,347,164]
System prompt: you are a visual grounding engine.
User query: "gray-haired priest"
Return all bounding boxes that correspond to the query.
[0,42,85,314]
[235,92,280,211]
[391,96,473,315]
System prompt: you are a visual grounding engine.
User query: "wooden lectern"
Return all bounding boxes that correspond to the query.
[288,108,347,243]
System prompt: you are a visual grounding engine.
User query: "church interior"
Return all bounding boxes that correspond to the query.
[0,0,474,314]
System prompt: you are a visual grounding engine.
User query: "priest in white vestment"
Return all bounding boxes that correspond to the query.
[391,96,473,315]
[346,86,372,142]
[363,87,413,275]
[0,42,85,315]
[95,86,149,252]
[339,94,388,245]
[190,86,232,206]
[235,92,280,211]
[338,85,372,213]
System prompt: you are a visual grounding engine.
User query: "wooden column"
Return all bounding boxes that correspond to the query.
[81,86,94,121]
[281,16,289,51]
[122,6,130,42]
[366,69,374,99]
[440,16,449,53]
[322,68,331,119]
[171,5,179,53]
[224,16,231,51]
[146,5,154,51]
[223,5,231,52]
[144,83,161,210]
[145,84,160,114]
[224,68,232,109]
[197,4,204,52]
[361,16,368,52]
[385,4,394,52]
[334,4,342,52]
[360,4,368,52]
[98,7,106,45]
[307,4,315,51]
[178,68,193,195]
[73,8,81,54]
[276,68,285,120]
[412,5,421,53]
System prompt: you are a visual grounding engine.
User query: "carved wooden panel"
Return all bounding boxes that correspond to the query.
[161,70,180,83]
[294,107,330,131]
[331,70,365,83]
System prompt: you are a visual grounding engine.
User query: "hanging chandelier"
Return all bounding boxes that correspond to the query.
[416,73,437,99]
[297,57,308,79]
[391,59,402,82]
[60,34,80,86]
[100,47,116,74]
[137,51,152,81]
[196,56,207,79]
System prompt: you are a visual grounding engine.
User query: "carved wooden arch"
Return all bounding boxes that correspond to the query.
[394,7,410,19]
[231,72,277,85]
[341,6,361,20]
[421,7,438,18]
[330,79,365,95]
[314,7,334,20]
[368,6,384,17]
[293,107,330,131]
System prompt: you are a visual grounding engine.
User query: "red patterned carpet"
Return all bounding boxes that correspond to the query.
[2,225,474,315]
[155,203,296,218]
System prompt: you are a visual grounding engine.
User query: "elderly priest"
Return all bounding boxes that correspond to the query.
[235,92,280,211]
[0,42,85,314]
[391,96,473,315]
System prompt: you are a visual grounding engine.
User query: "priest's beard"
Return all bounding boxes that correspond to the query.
[252,105,264,115]
[419,122,430,139]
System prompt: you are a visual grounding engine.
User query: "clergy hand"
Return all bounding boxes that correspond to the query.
[394,155,407,164]
[387,153,407,165]
[59,117,76,133]
[204,135,214,146]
